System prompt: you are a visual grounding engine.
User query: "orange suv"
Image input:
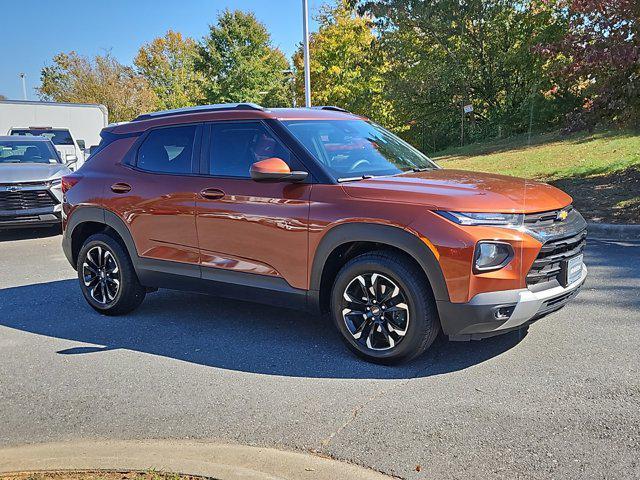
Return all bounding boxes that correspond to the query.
[61,104,587,363]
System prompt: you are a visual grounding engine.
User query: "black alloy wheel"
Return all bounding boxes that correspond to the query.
[341,272,410,351]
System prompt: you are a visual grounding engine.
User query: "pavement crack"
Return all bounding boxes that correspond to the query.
[319,361,436,449]
[319,383,395,448]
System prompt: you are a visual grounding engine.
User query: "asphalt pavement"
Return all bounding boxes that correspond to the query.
[0,227,638,479]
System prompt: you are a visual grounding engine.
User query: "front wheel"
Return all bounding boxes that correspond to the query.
[77,233,146,315]
[330,251,440,364]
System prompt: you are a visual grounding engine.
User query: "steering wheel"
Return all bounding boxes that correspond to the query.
[349,159,371,172]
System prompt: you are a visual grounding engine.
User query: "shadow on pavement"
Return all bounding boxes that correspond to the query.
[0,226,61,242]
[0,278,526,379]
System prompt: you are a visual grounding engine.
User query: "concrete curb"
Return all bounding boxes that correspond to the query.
[0,440,394,480]
[587,222,640,241]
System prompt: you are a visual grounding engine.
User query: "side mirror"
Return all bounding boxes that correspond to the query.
[76,139,86,150]
[250,158,308,182]
[65,154,78,166]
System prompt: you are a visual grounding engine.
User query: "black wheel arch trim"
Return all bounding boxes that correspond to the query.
[63,206,141,268]
[309,222,450,304]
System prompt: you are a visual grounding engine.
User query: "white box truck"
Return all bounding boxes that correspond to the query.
[0,100,108,169]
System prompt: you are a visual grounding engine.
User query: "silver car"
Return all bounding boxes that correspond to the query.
[0,135,74,229]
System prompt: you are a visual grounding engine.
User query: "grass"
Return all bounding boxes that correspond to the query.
[433,130,640,181]
[431,130,640,224]
[1,472,205,480]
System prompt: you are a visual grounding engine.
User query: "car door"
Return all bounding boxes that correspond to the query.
[194,121,311,290]
[105,123,203,265]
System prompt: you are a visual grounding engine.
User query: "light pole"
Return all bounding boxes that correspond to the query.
[302,0,311,107]
[19,73,27,100]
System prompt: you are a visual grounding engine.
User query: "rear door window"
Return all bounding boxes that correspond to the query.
[137,125,198,174]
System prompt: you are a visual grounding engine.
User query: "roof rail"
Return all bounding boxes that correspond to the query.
[311,106,350,113]
[133,103,265,122]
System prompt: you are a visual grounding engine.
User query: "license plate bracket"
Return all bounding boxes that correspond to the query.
[561,254,583,287]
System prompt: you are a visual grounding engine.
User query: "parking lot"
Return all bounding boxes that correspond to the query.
[1,228,639,479]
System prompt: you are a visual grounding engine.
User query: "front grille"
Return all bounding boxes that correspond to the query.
[0,189,58,211]
[527,228,587,286]
[0,181,48,187]
[524,206,572,228]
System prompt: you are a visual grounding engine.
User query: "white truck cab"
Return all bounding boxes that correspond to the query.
[9,127,83,168]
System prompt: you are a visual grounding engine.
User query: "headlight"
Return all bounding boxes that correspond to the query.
[435,211,524,227]
[474,241,514,272]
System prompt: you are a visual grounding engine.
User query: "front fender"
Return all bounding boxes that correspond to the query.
[309,222,450,304]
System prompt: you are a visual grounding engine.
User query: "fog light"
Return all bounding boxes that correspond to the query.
[474,241,514,273]
[493,305,516,320]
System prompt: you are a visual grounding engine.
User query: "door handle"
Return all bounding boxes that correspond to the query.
[111,182,131,194]
[200,188,225,200]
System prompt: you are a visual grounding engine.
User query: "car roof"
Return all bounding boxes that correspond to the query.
[0,135,53,142]
[108,104,364,135]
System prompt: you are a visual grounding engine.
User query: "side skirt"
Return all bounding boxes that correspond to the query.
[136,258,310,312]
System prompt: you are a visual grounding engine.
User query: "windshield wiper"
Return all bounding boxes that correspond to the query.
[411,167,430,172]
[337,174,375,183]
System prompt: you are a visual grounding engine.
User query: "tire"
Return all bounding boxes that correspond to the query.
[330,251,440,364]
[77,232,146,315]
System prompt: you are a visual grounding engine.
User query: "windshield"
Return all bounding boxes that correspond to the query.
[11,129,75,146]
[0,140,61,164]
[282,119,437,180]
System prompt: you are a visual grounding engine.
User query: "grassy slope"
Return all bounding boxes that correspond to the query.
[431,130,640,224]
[433,130,640,180]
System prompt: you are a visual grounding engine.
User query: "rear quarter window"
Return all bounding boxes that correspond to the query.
[136,125,198,174]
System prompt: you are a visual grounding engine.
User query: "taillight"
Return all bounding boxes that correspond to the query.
[61,175,82,194]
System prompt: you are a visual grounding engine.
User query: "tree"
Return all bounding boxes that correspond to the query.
[135,30,204,110]
[360,0,574,150]
[292,0,395,125]
[0,94,7,101]
[39,52,158,123]
[541,0,640,130]
[197,10,291,107]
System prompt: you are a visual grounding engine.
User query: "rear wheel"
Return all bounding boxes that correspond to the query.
[330,251,440,364]
[77,233,145,315]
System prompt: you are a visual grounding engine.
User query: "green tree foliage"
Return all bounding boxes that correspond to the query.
[197,10,291,107]
[39,52,158,122]
[135,30,204,110]
[292,0,395,125]
[361,0,578,150]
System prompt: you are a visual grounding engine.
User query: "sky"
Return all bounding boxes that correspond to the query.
[0,0,322,100]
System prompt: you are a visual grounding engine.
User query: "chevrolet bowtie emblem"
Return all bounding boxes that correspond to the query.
[558,210,569,221]
[6,186,20,192]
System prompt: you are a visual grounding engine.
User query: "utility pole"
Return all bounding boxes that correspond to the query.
[460,101,465,147]
[282,69,296,108]
[459,10,465,147]
[19,73,27,100]
[528,85,536,146]
[302,0,312,107]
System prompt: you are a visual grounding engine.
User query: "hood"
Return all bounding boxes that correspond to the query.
[0,163,71,184]
[341,169,572,213]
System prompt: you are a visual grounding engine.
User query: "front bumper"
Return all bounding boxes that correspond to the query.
[437,263,588,340]
[0,208,61,228]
